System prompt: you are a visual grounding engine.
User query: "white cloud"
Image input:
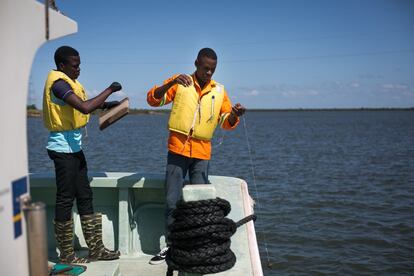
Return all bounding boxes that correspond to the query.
[282,90,298,97]
[308,89,319,95]
[244,89,259,96]
[395,84,408,90]
[282,89,319,97]
[379,83,414,99]
[381,84,408,90]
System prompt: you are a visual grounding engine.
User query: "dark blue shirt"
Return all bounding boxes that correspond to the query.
[52,79,74,100]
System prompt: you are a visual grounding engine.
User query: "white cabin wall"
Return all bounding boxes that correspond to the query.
[0,0,77,275]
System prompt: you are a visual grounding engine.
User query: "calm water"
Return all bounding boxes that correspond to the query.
[28,111,414,275]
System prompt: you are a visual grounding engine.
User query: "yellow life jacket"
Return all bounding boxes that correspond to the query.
[43,70,89,131]
[168,82,226,140]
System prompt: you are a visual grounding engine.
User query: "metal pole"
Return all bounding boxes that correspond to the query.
[24,201,48,276]
[45,0,49,40]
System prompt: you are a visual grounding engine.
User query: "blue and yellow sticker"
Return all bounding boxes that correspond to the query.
[12,176,27,239]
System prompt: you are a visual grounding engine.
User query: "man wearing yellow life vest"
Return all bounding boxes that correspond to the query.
[146,48,245,264]
[42,46,122,263]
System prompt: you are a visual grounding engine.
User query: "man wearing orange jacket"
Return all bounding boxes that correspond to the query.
[146,48,245,264]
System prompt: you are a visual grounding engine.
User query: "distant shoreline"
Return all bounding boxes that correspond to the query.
[246,107,414,112]
[26,107,414,117]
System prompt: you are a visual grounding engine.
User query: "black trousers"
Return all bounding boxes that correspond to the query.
[47,150,94,222]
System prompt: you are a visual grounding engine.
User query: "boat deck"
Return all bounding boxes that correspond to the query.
[48,256,248,276]
[31,172,262,276]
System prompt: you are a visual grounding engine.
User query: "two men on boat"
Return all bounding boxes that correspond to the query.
[42,46,121,263]
[146,47,246,264]
[42,46,245,265]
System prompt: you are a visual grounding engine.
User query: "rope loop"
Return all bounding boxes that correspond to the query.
[166,197,256,275]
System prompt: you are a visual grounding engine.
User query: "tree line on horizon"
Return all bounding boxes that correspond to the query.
[26,104,414,116]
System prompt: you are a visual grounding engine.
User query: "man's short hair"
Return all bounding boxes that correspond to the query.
[197,48,217,61]
[54,46,79,66]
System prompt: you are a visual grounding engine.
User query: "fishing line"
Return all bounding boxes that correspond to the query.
[241,115,273,268]
[212,128,225,148]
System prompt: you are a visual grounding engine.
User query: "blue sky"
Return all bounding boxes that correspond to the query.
[30,0,414,109]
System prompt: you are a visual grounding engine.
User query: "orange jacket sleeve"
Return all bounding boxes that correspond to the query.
[220,89,239,130]
[146,75,178,107]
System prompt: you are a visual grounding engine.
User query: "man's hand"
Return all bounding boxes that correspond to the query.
[228,103,246,126]
[109,82,122,93]
[173,74,192,87]
[101,101,120,110]
[231,103,246,117]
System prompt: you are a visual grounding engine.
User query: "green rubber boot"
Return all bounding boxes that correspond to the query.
[80,213,120,261]
[93,213,121,258]
[54,219,89,263]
